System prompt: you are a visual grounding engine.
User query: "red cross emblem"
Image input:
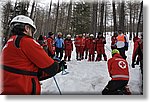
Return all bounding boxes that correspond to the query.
[118,61,126,69]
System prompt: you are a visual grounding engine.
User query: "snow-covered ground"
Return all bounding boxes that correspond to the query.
[41,33,142,95]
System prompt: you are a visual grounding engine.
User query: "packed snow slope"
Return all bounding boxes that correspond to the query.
[41,33,142,95]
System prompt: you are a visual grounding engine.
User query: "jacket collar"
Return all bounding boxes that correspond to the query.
[113,53,123,58]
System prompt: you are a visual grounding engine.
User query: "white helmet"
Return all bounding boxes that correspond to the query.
[67,34,71,38]
[57,32,62,36]
[90,34,94,37]
[10,15,36,30]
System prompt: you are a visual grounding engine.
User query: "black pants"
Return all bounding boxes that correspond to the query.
[117,47,126,59]
[56,47,63,60]
[102,80,128,95]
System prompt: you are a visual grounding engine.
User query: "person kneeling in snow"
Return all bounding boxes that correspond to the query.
[102,49,131,95]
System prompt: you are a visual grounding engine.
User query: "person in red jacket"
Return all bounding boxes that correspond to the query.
[88,34,96,61]
[84,34,90,59]
[47,32,55,58]
[102,49,130,95]
[74,34,84,60]
[82,33,86,59]
[132,35,141,68]
[111,32,118,50]
[37,35,47,53]
[74,35,79,60]
[64,34,73,61]
[95,32,107,61]
[1,15,62,95]
[132,34,143,94]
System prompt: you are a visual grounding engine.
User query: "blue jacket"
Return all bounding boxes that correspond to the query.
[55,37,64,48]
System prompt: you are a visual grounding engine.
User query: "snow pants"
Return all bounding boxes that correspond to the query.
[102,80,128,95]
[88,48,95,61]
[84,48,89,59]
[96,47,107,61]
[76,46,84,60]
[64,49,72,61]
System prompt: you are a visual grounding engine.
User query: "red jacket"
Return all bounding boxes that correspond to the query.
[133,36,140,43]
[84,38,90,49]
[88,38,96,54]
[132,38,143,60]
[47,37,55,55]
[111,36,117,45]
[64,39,73,51]
[74,37,85,47]
[1,35,55,95]
[108,54,129,80]
[96,37,106,50]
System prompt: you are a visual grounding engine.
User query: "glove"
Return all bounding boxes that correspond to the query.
[53,56,61,62]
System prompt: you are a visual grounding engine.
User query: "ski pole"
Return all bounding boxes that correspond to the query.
[53,76,62,95]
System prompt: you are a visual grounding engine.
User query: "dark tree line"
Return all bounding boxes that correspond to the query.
[1,0,143,40]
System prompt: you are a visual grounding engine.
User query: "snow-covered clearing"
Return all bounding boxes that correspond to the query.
[41,33,142,95]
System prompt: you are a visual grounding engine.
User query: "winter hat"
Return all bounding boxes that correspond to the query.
[48,32,54,36]
[98,32,102,35]
[67,34,71,38]
[90,34,94,37]
[112,49,120,55]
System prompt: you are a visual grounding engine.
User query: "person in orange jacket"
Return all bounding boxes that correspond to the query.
[88,34,96,61]
[64,34,73,61]
[1,15,62,95]
[116,30,128,59]
[102,49,130,95]
[95,32,107,61]
[47,32,55,58]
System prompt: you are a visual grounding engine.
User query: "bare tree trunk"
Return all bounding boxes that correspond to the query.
[129,1,132,40]
[65,0,72,35]
[30,0,35,19]
[48,0,52,31]
[91,1,98,37]
[13,0,18,17]
[112,0,117,33]
[104,2,107,37]
[136,1,143,36]
[54,0,60,34]
[99,1,104,34]
[132,4,136,37]
[119,1,125,32]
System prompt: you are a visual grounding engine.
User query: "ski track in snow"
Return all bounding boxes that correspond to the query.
[41,33,142,95]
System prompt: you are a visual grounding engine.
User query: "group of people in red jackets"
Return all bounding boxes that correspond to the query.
[74,32,107,61]
[1,14,143,95]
